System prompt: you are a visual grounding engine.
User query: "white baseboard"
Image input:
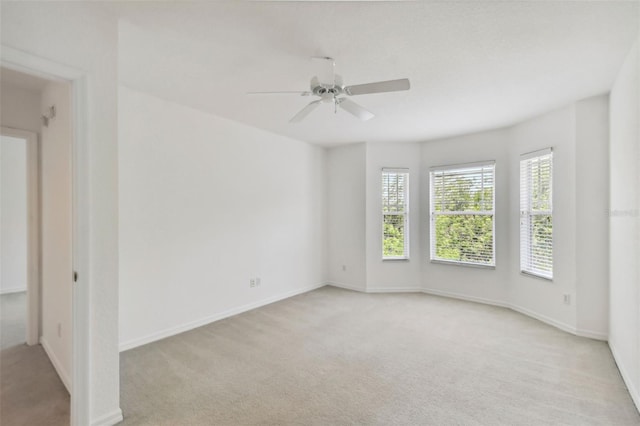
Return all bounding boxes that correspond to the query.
[422,287,509,308]
[119,282,327,351]
[0,287,27,295]
[326,281,366,293]
[327,282,421,294]
[609,341,640,413]
[422,288,610,341]
[40,337,71,393]
[509,303,576,336]
[91,408,124,426]
[367,287,422,293]
[339,285,607,342]
[120,279,609,352]
[575,327,608,341]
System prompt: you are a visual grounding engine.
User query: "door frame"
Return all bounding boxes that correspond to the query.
[0,127,39,346]
[1,46,91,426]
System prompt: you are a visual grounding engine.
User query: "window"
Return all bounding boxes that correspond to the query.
[382,169,409,259]
[430,162,495,266]
[520,149,553,279]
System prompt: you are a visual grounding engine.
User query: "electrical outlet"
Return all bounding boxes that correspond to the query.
[563,294,571,305]
[256,277,261,286]
[57,323,62,338]
[250,279,256,288]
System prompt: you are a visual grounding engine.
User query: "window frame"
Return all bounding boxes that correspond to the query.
[519,148,553,281]
[381,168,410,261]
[429,160,496,268]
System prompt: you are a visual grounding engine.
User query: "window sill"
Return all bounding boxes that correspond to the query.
[520,271,553,282]
[382,257,410,262]
[430,259,495,270]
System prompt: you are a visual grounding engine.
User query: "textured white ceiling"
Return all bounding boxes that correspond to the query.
[117,1,639,146]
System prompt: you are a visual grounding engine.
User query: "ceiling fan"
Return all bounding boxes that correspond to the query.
[248,57,410,123]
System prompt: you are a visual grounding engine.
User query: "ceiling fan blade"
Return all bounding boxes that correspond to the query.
[312,56,335,87]
[344,78,410,96]
[290,100,322,123]
[247,91,312,96]
[338,98,375,121]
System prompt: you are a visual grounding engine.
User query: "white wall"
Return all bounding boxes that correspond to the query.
[39,80,73,390]
[366,143,422,291]
[421,128,512,305]
[118,86,327,349]
[1,3,121,423]
[0,83,42,134]
[609,37,640,410]
[327,143,367,291]
[509,97,610,338]
[575,95,610,337]
[0,135,28,294]
[509,105,578,331]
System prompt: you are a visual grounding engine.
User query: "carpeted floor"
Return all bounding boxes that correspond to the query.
[0,292,70,426]
[120,286,640,425]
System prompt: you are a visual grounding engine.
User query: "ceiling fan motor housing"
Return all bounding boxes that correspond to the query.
[312,85,343,96]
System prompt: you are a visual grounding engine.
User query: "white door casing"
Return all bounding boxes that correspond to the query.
[1,46,91,426]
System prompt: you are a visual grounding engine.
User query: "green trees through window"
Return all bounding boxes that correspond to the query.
[382,169,409,259]
[520,150,553,279]
[430,163,495,266]
[383,215,405,257]
[386,155,551,272]
[434,215,493,263]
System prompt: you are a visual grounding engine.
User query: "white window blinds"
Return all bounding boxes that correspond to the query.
[520,149,553,279]
[430,162,495,266]
[382,169,409,259]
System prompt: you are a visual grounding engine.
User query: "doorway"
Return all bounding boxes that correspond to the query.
[0,67,73,425]
[1,45,93,426]
[0,129,38,350]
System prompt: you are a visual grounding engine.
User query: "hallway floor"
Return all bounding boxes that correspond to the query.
[0,292,69,425]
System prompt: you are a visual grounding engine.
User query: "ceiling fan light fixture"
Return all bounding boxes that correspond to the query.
[249,57,410,123]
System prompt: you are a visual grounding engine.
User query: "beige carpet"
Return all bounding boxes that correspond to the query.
[0,292,70,426]
[121,286,640,425]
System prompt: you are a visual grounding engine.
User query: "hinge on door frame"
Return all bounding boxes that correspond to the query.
[73,271,78,282]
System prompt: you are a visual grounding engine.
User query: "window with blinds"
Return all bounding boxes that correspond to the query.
[430,162,495,266]
[382,169,409,259]
[520,149,553,279]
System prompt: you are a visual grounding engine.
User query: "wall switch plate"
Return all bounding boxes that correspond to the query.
[341,265,347,272]
[563,294,571,305]
[256,277,261,286]
[250,279,256,288]
[57,323,62,338]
